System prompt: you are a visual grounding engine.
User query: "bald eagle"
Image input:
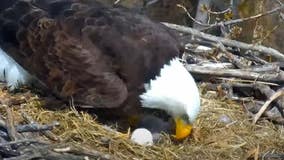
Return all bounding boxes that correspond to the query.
[0,0,200,140]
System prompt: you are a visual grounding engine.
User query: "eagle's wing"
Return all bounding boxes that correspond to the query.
[0,0,181,109]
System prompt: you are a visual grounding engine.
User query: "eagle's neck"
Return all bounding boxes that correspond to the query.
[0,48,30,89]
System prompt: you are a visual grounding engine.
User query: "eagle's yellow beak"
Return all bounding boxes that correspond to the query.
[174,117,192,140]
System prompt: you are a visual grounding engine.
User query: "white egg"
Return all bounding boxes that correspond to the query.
[131,128,153,146]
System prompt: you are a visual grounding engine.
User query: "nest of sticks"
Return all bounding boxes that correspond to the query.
[0,83,283,160]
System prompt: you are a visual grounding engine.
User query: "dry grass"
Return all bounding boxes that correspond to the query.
[0,85,284,160]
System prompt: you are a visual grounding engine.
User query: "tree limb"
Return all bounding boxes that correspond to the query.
[162,22,284,61]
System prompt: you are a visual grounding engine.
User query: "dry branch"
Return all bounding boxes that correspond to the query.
[187,63,235,70]
[3,143,112,160]
[52,145,112,160]
[262,153,284,159]
[255,85,284,117]
[216,78,279,86]
[243,63,280,73]
[253,88,284,123]
[21,112,60,141]
[162,22,284,61]
[207,4,284,29]
[243,51,269,64]
[186,64,284,83]
[178,1,284,29]
[5,106,17,141]
[214,42,248,69]
[16,122,59,133]
[0,139,45,147]
[244,99,284,124]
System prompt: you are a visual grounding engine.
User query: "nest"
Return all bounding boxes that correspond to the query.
[0,84,283,160]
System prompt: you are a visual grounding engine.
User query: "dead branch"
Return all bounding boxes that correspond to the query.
[192,0,211,29]
[177,4,210,27]
[255,85,284,117]
[3,143,112,160]
[206,6,231,15]
[242,51,268,64]
[21,111,60,141]
[0,138,18,158]
[5,106,17,141]
[0,115,58,134]
[52,144,112,160]
[253,88,284,124]
[214,42,248,68]
[242,63,280,73]
[162,22,284,61]
[262,153,284,159]
[0,139,45,147]
[187,63,235,70]
[16,122,59,133]
[206,4,284,29]
[179,1,284,30]
[186,64,284,83]
[244,100,283,123]
[216,78,279,86]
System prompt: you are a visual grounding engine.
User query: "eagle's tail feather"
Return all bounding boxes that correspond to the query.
[0,48,30,89]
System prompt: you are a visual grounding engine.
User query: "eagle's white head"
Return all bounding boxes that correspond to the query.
[140,57,200,139]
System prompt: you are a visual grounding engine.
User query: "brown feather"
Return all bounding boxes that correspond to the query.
[0,0,181,115]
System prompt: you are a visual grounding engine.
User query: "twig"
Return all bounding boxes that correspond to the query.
[21,111,60,141]
[205,4,284,29]
[16,122,59,133]
[207,8,231,15]
[253,88,284,124]
[255,85,284,117]
[0,115,58,133]
[214,42,247,68]
[162,22,284,61]
[55,144,112,160]
[242,51,268,64]
[0,137,19,157]
[186,64,284,83]
[53,147,71,152]
[0,117,7,128]
[192,0,212,29]
[3,154,40,160]
[5,106,17,141]
[262,153,284,159]
[216,78,279,86]
[242,63,280,73]
[274,0,284,6]
[179,1,284,29]
[187,63,235,70]
[0,139,45,147]
[177,4,210,27]
[2,142,112,160]
[257,25,280,44]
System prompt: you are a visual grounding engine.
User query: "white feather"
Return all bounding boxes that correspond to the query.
[0,48,30,89]
[140,57,200,123]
